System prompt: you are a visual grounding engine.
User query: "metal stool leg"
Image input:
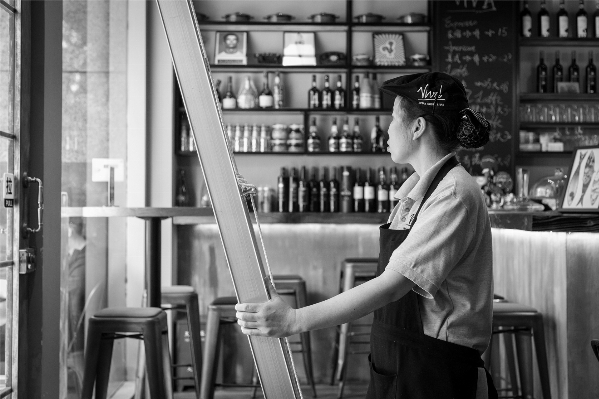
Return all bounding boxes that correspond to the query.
[503,331,521,398]
[200,305,222,399]
[186,294,204,395]
[532,314,552,399]
[515,329,533,399]
[81,322,103,399]
[95,335,115,399]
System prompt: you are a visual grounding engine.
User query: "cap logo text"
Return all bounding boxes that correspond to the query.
[416,84,446,107]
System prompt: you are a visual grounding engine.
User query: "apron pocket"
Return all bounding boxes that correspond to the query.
[367,353,397,399]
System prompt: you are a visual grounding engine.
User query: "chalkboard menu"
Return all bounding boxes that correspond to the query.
[433,1,517,176]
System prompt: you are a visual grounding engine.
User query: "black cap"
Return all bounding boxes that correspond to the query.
[379,72,468,114]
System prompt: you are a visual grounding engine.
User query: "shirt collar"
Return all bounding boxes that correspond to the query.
[394,152,457,201]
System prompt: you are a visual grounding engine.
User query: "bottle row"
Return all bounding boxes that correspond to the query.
[536,50,596,93]
[520,102,599,123]
[260,165,411,214]
[215,72,383,111]
[521,0,599,38]
[519,127,599,152]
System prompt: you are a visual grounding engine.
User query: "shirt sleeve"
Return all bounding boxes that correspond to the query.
[385,188,475,299]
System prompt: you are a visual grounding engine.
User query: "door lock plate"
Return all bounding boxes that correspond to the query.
[19,248,36,274]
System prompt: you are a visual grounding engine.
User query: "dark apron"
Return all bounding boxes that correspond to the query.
[366,157,498,399]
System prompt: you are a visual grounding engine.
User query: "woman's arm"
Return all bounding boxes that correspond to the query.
[235,269,414,338]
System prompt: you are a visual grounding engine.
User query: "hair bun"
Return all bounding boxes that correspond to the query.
[457,108,490,149]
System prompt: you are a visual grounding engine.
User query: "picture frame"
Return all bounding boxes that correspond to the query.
[373,32,406,66]
[214,31,247,65]
[556,81,580,94]
[282,31,317,66]
[559,145,599,213]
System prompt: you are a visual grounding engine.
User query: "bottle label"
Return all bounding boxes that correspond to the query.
[222,98,237,109]
[364,186,375,200]
[359,93,373,109]
[334,93,344,109]
[378,189,389,201]
[541,16,550,37]
[353,186,364,199]
[259,95,274,108]
[389,188,397,201]
[559,16,569,37]
[322,92,332,108]
[577,17,587,37]
[596,17,599,38]
[307,138,321,152]
[353,140,363,152]
[373,94,381,109]
[340,138,353,152]
[329,138,339,152]
[523,16,532,37]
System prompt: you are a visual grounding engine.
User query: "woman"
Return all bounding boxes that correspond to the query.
[235,72,497,399]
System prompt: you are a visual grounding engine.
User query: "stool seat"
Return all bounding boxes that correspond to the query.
[211,296,237,306]
[94,307,163,318]
[493,302,537,314]
[162,285,195,295]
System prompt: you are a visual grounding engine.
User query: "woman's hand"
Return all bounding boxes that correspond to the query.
[235,280,299,338]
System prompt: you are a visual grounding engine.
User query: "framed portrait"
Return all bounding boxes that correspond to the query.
[373,33,406,66]
[214,31,247,65]
[559,145,599,213]
[556,81,580,94]
[282,32,317,66]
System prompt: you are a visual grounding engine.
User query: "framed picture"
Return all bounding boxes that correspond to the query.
[214,31,247,65]
[556,81,580,94]
[282,32,316,66]
[373,33,406,66]
[559,146,599,213]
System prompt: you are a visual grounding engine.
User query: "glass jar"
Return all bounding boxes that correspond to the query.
[529,168,568,209]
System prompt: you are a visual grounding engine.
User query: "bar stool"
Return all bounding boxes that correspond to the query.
[490,301,552,399]
[332,258,378,398]
[81,307,173,399]
[161,285,203,396]
[200,275,317,399]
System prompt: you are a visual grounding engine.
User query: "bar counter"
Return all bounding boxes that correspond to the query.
[176,209,599,398]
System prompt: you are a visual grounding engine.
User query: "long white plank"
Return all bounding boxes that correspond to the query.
[154,1,302,398]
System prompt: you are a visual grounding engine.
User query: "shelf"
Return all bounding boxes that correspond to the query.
[173,211,391,225]
[350,66,431,72]
[350,23,431,32]
[198,22,349,32]
[210,65,348,73]
[177,151,390,156]
[520,93,599,102]
[519,38,599,47]
[516,151,573,158]
[520,123,599,129]
[178,107,391,114]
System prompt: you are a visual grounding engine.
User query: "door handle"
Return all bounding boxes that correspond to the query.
[23,174,43,237]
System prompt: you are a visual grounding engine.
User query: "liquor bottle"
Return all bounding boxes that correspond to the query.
[569,51,580,82]
[558,0,569,38]
[539,0,551,37]
[587,51,597,93]
[319,167,330,213]
[237,75,258,109]
[289,167,299,212]
[258,71,274,108]
[372,73,381,109]
[308,75,321,109]
[309,167,320,212]
[595,0,599,38]
[577,0,589,37]
[328,117,340,153]
[322,75,333,109]
[250,124,260,152]
[277,167,289,212]
[521,1,532,37]
[214,79,223,104]
[352,118,363,152]
[234,124,242,152]
[180,117,189,152]
[353,168,365,212]
[273,72,284,109]
[537,51,549,93]
[376,167,389,213]
[377,122,387,152]
[259,124,271,152]
[340,166,352,213]
[371,116,384,153]
[298,166,309,213]
[334,74,345,110]
[307,117,321,152]
[175,169,190,207]
[339,117,353,152]
[222,76,237,109]
[242,124,251,152]
[389,167,400,208]
[553,51,564,92]
[359,73,373,109]
[329,167,340,213]
[364,168,376,213]
[400,168,410,186]
[352,75,360,109]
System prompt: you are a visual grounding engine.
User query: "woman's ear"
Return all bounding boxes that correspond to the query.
[411,117,426,140]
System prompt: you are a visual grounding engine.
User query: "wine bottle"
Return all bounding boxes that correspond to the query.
[339,117,353,152]
[353,168,364,212]
[371,116,384,153]
[364,168,376,213]
[376,167,389,213]
[215,79,223,104]
[259,124,270,152]
[352,117,363,152]
[558,0,569,38]
[175,169,190,207]
[222,76,237,109]
[322,75,333,109]
[258,71,274,108]
[234,124,242,152]
[340,166,352,213]
[298,167,309,213]
[359,73,373,109]
[277,167,289,212]
[577,0,589,37]
[334,74,345,110]
[250,124,260,152]
[521,1,532,37]
[587,51,597,93]
[553,51,564,92]
[377,121,387,151]
[320,167,330,213]
[237,75,258,109]
[329,167,340,213]
[389,167,400,208]
[309,167,320,212]
[352,75,360,109]
[273,72,284,109]
[242,124,251,152]
[569,51,580,82]
[289,167,299,212]
[308,75,321,109]
[372,73,381,109]
[537,51,548,93]
[328,117,340,153]
[539,0,551,37]
[307,117,321,153]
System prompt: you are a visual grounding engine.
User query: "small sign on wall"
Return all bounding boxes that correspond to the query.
[3,173,14,208]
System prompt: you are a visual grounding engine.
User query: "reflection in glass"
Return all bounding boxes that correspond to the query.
[0,9,14,134]
[0,269,6,376]
[0,138,10,262]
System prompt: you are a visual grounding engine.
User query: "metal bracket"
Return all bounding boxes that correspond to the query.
[19,248,36,274]
[22,173,44,238]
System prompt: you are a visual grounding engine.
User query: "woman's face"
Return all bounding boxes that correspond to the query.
[387,97,416,164]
